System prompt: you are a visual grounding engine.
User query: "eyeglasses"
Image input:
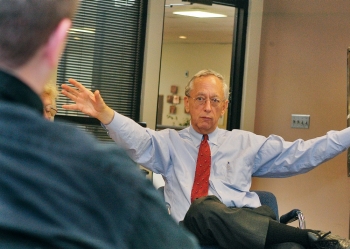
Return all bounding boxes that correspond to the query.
[44,105,57,117]
[188,96,223,107]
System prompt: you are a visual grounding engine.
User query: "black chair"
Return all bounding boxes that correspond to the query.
[157,187,306,249]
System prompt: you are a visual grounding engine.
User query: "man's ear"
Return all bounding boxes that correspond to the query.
[184,96,190,113]
[221,99,228,116]
[44,18,71,68]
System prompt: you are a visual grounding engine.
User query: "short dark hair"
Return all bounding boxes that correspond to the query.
[0,0,79,68]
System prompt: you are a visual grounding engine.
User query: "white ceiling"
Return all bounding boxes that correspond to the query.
[163,0,236,44]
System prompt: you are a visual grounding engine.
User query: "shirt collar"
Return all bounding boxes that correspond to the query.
[0,70,43,114]
[189,125,219,147]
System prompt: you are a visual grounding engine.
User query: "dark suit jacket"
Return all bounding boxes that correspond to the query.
[0,70,199,249]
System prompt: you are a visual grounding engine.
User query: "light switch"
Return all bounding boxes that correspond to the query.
[291,114,310,129]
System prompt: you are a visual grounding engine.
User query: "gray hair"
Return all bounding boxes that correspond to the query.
[185,69,230,100]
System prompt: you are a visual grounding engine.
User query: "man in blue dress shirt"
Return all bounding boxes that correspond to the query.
[62,69,350,249]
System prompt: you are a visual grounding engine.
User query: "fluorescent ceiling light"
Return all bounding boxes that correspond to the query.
[173,11,226,18]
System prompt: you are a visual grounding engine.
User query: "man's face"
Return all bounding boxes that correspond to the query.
[184,75,228,134]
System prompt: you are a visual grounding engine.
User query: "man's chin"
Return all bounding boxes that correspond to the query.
[197,124,215,134]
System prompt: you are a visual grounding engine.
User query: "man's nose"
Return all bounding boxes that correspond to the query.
[203,99,212,111]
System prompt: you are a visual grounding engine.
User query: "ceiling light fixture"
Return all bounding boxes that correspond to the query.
[173,10,226,18]
[165,3,193,8]
[179,36,187,39]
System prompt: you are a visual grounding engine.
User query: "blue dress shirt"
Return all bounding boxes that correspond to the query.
[105,112,350,222]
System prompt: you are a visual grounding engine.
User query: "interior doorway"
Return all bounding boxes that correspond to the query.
[156,0,249,131]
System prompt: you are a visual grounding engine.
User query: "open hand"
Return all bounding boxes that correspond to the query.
[61,79,114,124]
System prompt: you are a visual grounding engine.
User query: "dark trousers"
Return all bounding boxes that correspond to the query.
[182,195,276,249]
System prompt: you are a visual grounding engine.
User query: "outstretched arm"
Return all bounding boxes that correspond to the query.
[61,79,115,124]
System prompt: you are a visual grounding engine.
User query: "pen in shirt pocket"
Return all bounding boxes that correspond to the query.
[226,162,230,173]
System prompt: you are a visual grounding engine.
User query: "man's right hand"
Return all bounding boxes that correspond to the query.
[61,79,115,125]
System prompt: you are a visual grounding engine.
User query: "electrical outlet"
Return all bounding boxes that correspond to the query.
[291,114,310,129]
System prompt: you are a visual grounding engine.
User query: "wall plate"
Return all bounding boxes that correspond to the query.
[291,114,310,129]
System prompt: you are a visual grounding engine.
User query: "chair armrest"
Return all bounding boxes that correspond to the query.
[280,209,306,229]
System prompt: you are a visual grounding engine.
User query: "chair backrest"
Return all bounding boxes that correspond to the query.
[157,187,279,221]
[254,190,279,220]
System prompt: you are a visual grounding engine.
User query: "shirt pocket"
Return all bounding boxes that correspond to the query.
[213,159,253,191]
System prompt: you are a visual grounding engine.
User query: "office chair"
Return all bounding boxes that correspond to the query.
[157,187,306,249]
[254,191,306,229]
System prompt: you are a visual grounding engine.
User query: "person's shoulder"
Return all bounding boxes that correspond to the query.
[50,119,100,146]
[50,121,149,192]
[51,121,128,160]
[177,126,192,139]
[219,128,267,141]
[229,128,258,135]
